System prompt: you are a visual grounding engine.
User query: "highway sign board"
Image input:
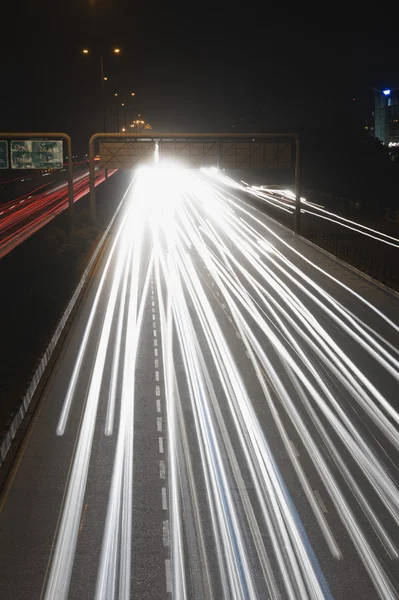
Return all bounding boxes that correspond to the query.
[0,140,8,169]
[10,140,63,169]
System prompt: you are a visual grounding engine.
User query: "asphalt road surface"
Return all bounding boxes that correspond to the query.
[1,167,399,600]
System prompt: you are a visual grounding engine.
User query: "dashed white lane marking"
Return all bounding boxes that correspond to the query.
[154,348,158,357]
[163,520,170,546]
[154,358,159,368]
[313,489,328,514]
[159,437,164,454]
[152,307,155,313]
[156,385,161,396]
[153,329,157,337]
[153,321,156,329]
[159,460,166,479]
[161,487,168,510]
[152,314,156,320]
[157,417,162,432]
[290,440,300,457]
[154,339,158,347]
[155,371,160,381]
[236,331,241,339]
[165,559,172,592]
[152,300,155,306]
[156,399,161,413]
[245,350,250,358]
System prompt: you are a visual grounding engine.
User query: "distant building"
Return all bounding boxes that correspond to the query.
[373,88,399,147]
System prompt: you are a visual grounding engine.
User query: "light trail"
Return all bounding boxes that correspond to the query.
[203,170,399,250]
[0,168,116,259]
[43,168,399,599]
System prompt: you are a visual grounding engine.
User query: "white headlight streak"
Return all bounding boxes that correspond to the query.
[44,168,399,600]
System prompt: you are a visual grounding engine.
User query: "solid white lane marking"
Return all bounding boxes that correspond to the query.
[159,437,164,453]
[161,487,167,510]
[165,559,172,592]
[163,520,170,546]
[156,385,161,396]
[156,399,161,413]
[159,460,166,479]
[314,489,328,514]
[157,417,162,432]
[155,371,160,381]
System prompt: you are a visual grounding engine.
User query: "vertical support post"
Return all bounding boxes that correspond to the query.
[66,135,74,218]
[295,136,301,234]
[89,136,96,223]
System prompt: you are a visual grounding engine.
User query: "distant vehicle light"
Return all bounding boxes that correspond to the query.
[383,89,391,96]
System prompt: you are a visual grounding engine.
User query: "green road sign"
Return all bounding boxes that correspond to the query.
[0,140,8,169]
[10,140,63,169]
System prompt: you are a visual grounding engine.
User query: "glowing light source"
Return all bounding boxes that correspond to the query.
[383,89,391,96]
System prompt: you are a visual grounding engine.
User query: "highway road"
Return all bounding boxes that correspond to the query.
[1,167,399,599]
[0,164,116,259]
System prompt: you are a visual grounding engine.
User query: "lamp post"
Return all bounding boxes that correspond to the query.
[82,47,121,133]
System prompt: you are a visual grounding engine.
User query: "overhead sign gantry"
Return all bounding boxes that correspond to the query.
[89,132,301,231]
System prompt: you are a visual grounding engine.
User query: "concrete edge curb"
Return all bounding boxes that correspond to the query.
[0,177,134,465]
[243,191,399,301]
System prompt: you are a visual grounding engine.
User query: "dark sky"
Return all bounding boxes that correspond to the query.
[1,2,398,152]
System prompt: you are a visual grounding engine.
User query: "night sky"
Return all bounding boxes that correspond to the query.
[1,2,398,153]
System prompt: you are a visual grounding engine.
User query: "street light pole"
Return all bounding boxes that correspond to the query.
[100,53,106,133]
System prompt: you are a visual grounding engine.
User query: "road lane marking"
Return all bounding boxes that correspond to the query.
[154,348,158,357]
[159,437,164,453]
[163,520,170,546]
[155,385,161,396]
[290,440,300,457]
[79,503,89,533]
[159,460,166,479]
[313,489,328,513]
[157,399,161,413]
[161,487,167,510]
[152,314,156,320]
[154,339,158,347]
[157,417,162,432]
[154,358,159,368]
[155,371,160,381]
[165,559,172,592]
[153,329,157,337]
